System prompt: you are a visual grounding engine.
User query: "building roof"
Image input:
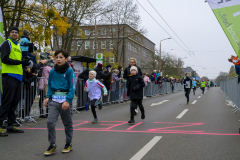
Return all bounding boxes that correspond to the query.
[71,56,96,63]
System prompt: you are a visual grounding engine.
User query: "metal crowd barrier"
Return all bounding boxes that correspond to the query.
[0,76,184,125]
[220,77,240,113]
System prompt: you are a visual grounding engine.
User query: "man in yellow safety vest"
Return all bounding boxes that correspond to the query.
[0,27,30,137]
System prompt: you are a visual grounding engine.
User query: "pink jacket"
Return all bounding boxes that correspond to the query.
[39,66,52,90]
[143,76,151,86]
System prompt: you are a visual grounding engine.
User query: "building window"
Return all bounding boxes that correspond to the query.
[109,55,114,63]
[77,41,81,50]
[110,40,113,49]
[93,41,98,49]
[101,41,106,49]
[59,37,62,45]
[85,30,90,35]
[71,42,74,50]
[102,28,106,35]
[110,28,115,33]
[85,41,90,49]
[93,30,98,35]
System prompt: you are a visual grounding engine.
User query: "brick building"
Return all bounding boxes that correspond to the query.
[54,24,155,68]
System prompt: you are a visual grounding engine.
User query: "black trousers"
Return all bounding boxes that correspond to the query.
[130,99,145,119]
[193,87,196,94]
[91,99,98,119]
[184,88,191,102]
[0,76,21,127]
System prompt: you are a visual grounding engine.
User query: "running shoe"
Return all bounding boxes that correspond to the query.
[44,144,57,156]
[0,127,8,137]
[92,118,98,123]
[7,126,24,133]
[141,112,145,119]
[62,143,72,153]
[186,102,189,105]
[128,119,135,124]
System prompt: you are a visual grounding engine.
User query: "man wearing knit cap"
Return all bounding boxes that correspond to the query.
[0,26,31,136]
[127,66,145,124]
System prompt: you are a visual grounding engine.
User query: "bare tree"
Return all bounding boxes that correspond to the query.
[100,0,147,65]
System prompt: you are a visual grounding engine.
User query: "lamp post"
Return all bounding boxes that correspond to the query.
[94,9,113,55]
[159,38,171,73]
[178,57,187,78]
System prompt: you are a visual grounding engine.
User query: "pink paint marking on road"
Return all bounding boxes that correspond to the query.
[105,121,128,129]
[72,121,89,127]
[127,122,143,131]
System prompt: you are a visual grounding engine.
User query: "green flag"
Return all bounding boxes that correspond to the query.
[207,0,240,57]
[0,7,3,93]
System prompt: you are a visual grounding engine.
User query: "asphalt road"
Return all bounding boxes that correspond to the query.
[1,87,240,160]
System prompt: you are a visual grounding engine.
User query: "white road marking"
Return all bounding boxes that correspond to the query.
[176,109,189,119]
[191,100,197,104]
[150,100,169,107]
[198,96,201,98]
[130,136,162,160]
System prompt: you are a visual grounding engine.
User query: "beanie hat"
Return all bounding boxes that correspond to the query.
[97,63,103,68]
[89,70,97,77]
[26,60,34,68]
[9,26,19,33]
[44,46,51,53]
[23,29,30,36]
[130,66,138,73]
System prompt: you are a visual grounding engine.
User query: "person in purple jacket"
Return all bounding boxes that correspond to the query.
[84,70,107,123]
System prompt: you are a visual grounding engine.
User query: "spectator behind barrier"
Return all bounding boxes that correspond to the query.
[40,46,55,67]
[20,29,37,64]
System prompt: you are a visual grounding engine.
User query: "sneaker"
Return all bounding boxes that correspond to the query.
[25,117,35,122]
[141,112,145,119]
[7,126,24,133]
[62,143,72,153]
[128,119,135,124]
[186,102,189,105]
[44,144,57,156]
[92,118,98,123]
[0,127,8,137]
[95,100,101,106]
[39,115,48,118]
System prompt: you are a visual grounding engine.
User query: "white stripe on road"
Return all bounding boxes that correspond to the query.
[130,136,162,160]
[176,109,189,119]
[198,96,201,98]
[150,100,169,107]
[191,100,197,104]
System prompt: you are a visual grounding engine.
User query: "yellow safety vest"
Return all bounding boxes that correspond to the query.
[201,81,205,88]
[2,39,23,75]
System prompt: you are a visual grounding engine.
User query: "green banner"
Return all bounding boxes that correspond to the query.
[0,7,3,93]
[207,0,240,57]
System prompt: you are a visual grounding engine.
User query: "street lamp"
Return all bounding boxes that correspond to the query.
[94,9,113,55]
[160,38,171,58]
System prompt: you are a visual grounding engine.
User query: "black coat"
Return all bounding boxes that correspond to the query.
[103,70,111,90]
[123,64,142,80]
[78,69,90,82]
[95,66,111,80]
[127,73,145,100]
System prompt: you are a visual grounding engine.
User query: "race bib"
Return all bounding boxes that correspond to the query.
[52,92,67,103]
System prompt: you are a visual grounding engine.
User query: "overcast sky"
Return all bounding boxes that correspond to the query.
[135,0,235,79]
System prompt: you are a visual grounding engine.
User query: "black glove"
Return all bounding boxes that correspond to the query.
[22,60,31,67]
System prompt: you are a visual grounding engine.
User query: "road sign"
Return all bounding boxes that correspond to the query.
[96,53,103,65]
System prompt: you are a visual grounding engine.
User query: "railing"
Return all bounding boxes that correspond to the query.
[1,77,184,125]
[220,77,240,113]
